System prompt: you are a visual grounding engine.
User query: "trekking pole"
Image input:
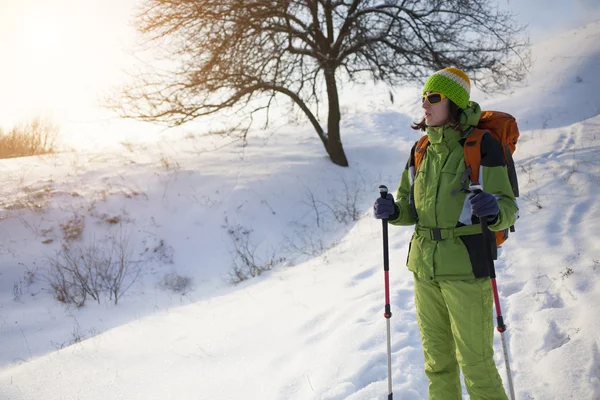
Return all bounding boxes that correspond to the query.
[378,185,393,400]
[471,186,516,400]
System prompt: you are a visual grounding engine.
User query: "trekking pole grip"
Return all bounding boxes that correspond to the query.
[379,185,388,199]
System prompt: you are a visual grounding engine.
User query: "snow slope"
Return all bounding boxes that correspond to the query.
[1,20,600,400]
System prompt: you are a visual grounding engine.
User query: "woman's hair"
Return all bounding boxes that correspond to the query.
[411,100,463,131]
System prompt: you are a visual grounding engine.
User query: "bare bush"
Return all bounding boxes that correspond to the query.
[45,232,140,306]
[224,220,286,284]
[23,269,35,285]
[302,189,325,228]
[101,214,121,224]
[159,155,180,172]
[51,323,87,350]
[326,175,367,224]
[100,234,139,304]
[13,280,23,302]
[519,163,536,185]
[159,272,192,293]
[13,268,38,302]
[60,214,85,242]
[282,228,338,258]
[46,259,88,307]
[141,238,174,264]
[301,174,368,226]
[0,117,58,159]
[47,242,104,305]
[5,185,54,213]
[521,192,543,210]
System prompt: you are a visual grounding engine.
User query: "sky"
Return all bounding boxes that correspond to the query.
[506,0,600,37]
[0,9,599,400]
[0,0,599,150]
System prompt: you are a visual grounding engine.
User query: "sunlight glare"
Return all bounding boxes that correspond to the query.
[0,0,139,149]
[21,9,66,58]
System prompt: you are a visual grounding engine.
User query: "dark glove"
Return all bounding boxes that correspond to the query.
[469,191,499,219]
[374,193,397,220]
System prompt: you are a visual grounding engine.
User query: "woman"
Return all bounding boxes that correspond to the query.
[374,67,518,399]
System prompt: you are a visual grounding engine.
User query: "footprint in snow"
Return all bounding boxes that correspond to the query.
[536,320,571,359]
[349,266,378,282]
[394,287,414,309]
[538,290,566,310]
[500,281,526,297]
[298,311,327,335]
[567,197,596,227]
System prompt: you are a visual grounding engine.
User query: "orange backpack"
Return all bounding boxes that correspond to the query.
[413,111,520,247]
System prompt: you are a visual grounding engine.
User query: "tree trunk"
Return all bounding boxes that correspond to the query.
[323,68,349,167]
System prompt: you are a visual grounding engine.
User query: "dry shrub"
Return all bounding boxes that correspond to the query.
[0,117,58,159]
[159,272,192,293]
[61,214,85,242]
[45,232,140,306]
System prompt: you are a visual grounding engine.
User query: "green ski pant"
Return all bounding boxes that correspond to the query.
[413,274,508,400]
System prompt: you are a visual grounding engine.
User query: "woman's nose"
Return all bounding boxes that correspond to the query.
[422,99,430,110]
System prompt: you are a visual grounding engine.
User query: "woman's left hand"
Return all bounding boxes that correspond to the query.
[469,191,499,218]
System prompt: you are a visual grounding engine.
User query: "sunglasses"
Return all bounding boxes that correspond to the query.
[421,92,446,105]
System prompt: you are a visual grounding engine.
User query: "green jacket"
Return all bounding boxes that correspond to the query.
[389,102,518,281]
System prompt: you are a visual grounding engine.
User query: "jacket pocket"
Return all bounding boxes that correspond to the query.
[433,237,473,278]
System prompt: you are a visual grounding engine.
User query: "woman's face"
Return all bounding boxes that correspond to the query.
[422,91,450,127]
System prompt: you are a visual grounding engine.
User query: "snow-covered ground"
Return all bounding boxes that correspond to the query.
[1,19,600,400]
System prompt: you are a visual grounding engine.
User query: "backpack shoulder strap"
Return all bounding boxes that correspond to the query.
[414,135,430,172]
[409,135,430,222]
[463,128,487,184]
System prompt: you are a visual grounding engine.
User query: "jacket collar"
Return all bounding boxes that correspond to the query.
[425,124,462,145]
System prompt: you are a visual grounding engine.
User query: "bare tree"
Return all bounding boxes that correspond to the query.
[115,0,529,166]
